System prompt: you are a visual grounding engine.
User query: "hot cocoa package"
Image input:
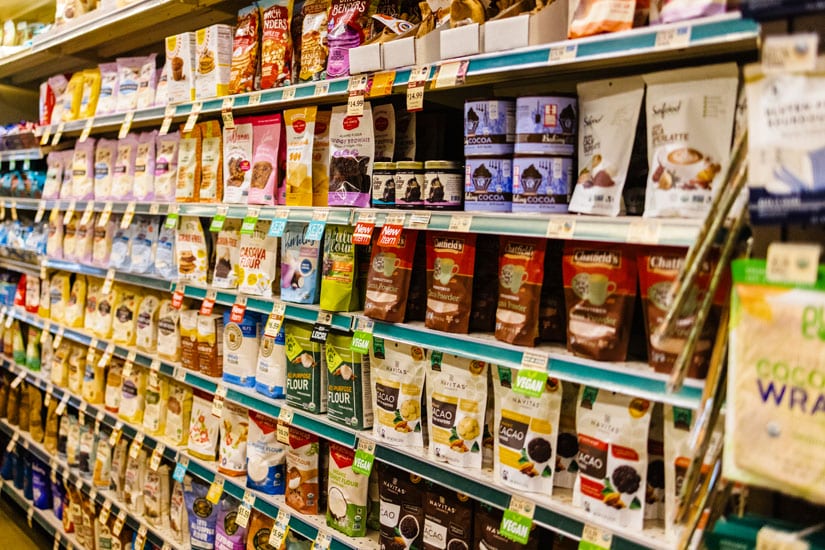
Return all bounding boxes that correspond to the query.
[422,483,473,550]
[563,242,637,361]
[425,232,476,334]
[329,104,375,207]
[364,229,418,323]
[573,387,652,531]
[495,236,547,346]
[377,462,425,550]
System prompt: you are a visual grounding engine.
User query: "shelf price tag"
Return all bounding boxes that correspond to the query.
[579,524,613,550]
[212,384,228,418]
[546,218,576,239]
[310,311,333,343]
[433,60,468,89]
[264,302,287,338]
[230,295,248,323]
[174,366,188,382]
[350,317,374,354]
[34,202,46,224]
[98,202,114,228]
[347,74,369,116]
[268,207,289,238]
[448,214,471,232]
[240,206,260,235]
[247,91,263,106]
[235,492,256,528]
[352,438,376,476]
[282,86,296,101]
[408,212,431,229]
[123,350,137,378]
[159,104,176,136]
[4,310,13,329]
[51,122,65,146]
[207,476,225,504]
[56,394,70,418]
[514,351,549,398]
[549,43,578,63]
[655,25,691,49]
[200,289,217,315]
[173,455,189,483]
[352,211,376,245]
[762,34,819,73]
[268,510,291,548]
[164,204,179,229]
[627,219,660,245]
[305,209,329,241]
[102,268,116,296]
[184,101,203,133]
[312,532,333,550]
[121,201,137,229]
[6,432,19,452]
[10,370,26,389]
[766,242,822,285]
[150,358,162,373]
[109,422,123,447]
[210,206,229,232]
[276,408,293,444]
[172,284,186,309]
[406,65,429,112]
[40,125,51,146]
[377,213,405,247]
[53,326,65,350]
[63,200,77,225]
[119,111,135,140]
[314,82,329,96]
[135,525,148,550]
[500,496,535,545]
[370,71,396,97]
[150,443,166,472]
[9,200,16,221]
[80,200,95,226]
[99,499,112,525]
[112,510,127,536]
[129,432,145,459]
[221,97,235,130]
[79,117,95,143]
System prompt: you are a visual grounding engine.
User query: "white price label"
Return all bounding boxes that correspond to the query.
[6,432,18,452]
[119,111,135,139]
[282,87,296,101]
[34,202,46,224]
[546,218,576,239]
[53,327,64,350]
[655,25,691,49]
[51,122,65,146]
[97,202,114,228]
[56,394,69,416]
[247,91,262,106]
[184,102,203,133]
[113,510,127,536]
[627,220,660,245]
[79,117,95,143]
[580,524,613,550]
[129,432,145,459]
[448,214,472,232]
[99,500,112,525]
[221,97,235,130]
[762,33,819,73]
[80,201,95,226]
[549,44,578,63]
[159,104,176,136]
[314,82,329,96]
[101,268,116,295]
[408,212,431,229]
[278,407,294,425]
[63,200,76,225]
[312,532,332,550]
[150,443,165,472]
[521,350,549,372]
[121,201,137,229]
[212,385,228,418]
[150,358,161,373]
[766,242,822,286]
[11,371,26,389]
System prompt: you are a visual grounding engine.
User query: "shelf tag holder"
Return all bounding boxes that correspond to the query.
[312,532,333,550]
[51,122,65,146]
[99,499,112,525]
[221,97,235,130]
[268,207,289,238]
[408,211,431,229]
[447,214,471,232]
[240,206,260,235]
[766,242,822,286]
[305,209,329,241]
[121,201,137,229]
[433,60,468,89]
[579,524,614,550]
[406,65,429,112]
[546,218,576,239]
[150,358,162,374]
[165,204,179,229]
[173,454,189,483]
[377,213,405,247]
[183,101,203,133]
[129,432,145,459]
[200,289,217,315]
[264,301,287,338]
[347,74,369,116]
[119,111,135,140]
[369,71,396,97]
[97,202,114,228]
[210,205,229,232]
[310,310,333,344]
[500,496,535,545]
[112,510,127,536]
[314,82,330,96]
[352,438,376,476]
[207,475,225,504]
[230,295,248,323]
[247,91,262,106]
[655,25,691,49]
[56,393,70,417]
[150,442,166,472]
[514,351,549,398]
[9,200,17,221]
[350,317,374,354]
[159,104,176,136]
[268,510,291,549]
[212,384,228,418]
[235,491,256,528]
[79,117,95,143]
[352,211,376,245]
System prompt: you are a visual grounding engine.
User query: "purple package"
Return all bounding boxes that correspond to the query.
[214,497,248,549]
[31,459,51,510]
[326,0,376,78]
[112,133,139,201]
[133,131,157,201]
[154,132,180,202]
[328,104,374,207]
[51,478,64,519]
[651,0,725,24]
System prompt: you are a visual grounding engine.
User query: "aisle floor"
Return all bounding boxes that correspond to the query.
[0,494,53,547]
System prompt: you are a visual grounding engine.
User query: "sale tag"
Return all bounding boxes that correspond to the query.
[221,97,235,130]
[150,443,166,472]
[377,213,405,247]
[549,43,578,63]
[121,201,137,229]
[51,122,65,146]
[305,209,329,241]
[210,206,229,232]
[240,206,260,234]
[579,524,613,550]
[172,285,186,309]
[268,510,291,548]
[63,200,77,225]
[264,302,287,338]
[129,432,145,459]
[40,125,51,145]
[347,74,369,116]
[79,117,95,143]
[314,82,329,96]
[268,207,289,237]
[500,497,535,545]
[247,91,263,106]
[406,65,429,111]
[370,71,396,97]
[200,289,217,315]
[173,455,189,483]
[165,204,179,229]
[282,86,296,101]
[184,101,203,133]
[655,25,691,49]
[207,476,225,504]
[159,104,176,136]
[80,200,95,226]
[97,202,114,228]
[119,111,135,140]
[230,295,248,323]
[433,60,468,89]
[514,351,549,398]
[352,438,376,476]
[99,499,112,525]
[353,211,376,245]
[102,268,116,295]
[113,510,126,536]
[212,385,228,417]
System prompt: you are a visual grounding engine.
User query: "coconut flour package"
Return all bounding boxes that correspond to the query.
[425,232,477,334]
[223,118,254,203]
[326,331,373,430]
[364,229,417,322]
[286,425,324,515]
[285,107,317,206]
[563,242,637,361]
[237,219,279,297]
[285,321,327,414]
[568,0,635,39]
[495,236,547,346]
[328,104,374,207]
[327,442,369,537]
[493,366,563,496]
[247,410,286,495]
[281,222,322,303]
[643,63,738,218]
[569,76,645,216]
[370,337,427,449]
[573,387,652,530]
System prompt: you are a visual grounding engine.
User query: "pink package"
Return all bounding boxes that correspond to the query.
[92,214,116,267]
[247,114,285,205]
[651,0,725,24]
[133,131,157,201]
[94,139,117,201]
[71,139,96,200]
[75,215,94,264]
[112,133,139,201]
[59,150,73,200]
[43,151,68,200]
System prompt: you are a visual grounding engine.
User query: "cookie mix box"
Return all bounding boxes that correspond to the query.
[165,32,196,104]
[195,24,234,101]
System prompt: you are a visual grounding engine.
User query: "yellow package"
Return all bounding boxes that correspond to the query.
[50,341,71,388]
[2,320,11,356]
[84,277,101,335]
[39,276,51,319]
[18,382,29,432]
[65,275,87,329]
[285,107,317,206]
[118,366,147,424]
[136,294,161,353]
[68,344,85,395]
[165,381,192,447]
[49,272,71,325]
[79,68,101,120]
[29,385,44,443]
[44,397,58,453]
[105,361,123,414]
[313,109,331,206]
[6,383,19,425]
[112,287,141,346]
[63,71,84,122]
[93,436,112,489]
[143,371,169,437]
[82,346,105,405]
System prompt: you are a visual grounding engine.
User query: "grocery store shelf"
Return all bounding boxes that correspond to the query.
[0,480,82,550]
[44,258,174,292]
[0,147,43,162]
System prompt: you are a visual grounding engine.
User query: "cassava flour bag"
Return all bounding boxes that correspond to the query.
[493,366,563,496]
[573,387,652,530]
[643,63,738,218]
[569,76,645,216]
[370,337,428,449]
[427,352,488,468]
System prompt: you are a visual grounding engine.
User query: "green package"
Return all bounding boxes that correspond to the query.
[326,331,373,430]
[285,321,327,414]
[26,326,41,371]
[12,320,25,365]
[320,225,359,312]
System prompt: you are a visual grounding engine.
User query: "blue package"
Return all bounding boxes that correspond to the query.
[183,476,220,549]
[109,224,131,271]
[51,479,65,520]
[215,497,248,549]
[280,222,322,304]
[16,451,28,491]
[222,310,260,387]
[31,459,50,509]
[255,325,286,399]
[246,410,286,495]
[1,449,16,480]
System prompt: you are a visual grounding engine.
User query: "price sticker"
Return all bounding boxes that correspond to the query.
[75,477,83,491]
[97,202,114,228]
[135,525,148,550]
[248,91,263,106]
[123,350,137,378]
[268,207,289,237]
[277,420,290,444]
[44,389,52,409]
[79,117,95,143]
[207,476,225,504]
[264,302,286,338]
[150,443,166,472]
[314,82,329,96]
[173,455,189,483]
[352,211,376,245]
[11,371,26,389]
[766,242,822,285]
[129,432,145,459]
[89,487,98,502]
[119,111,135,140]
[184,101,203,133]
[108,423,122,447]
[53,326,65,350]
[102,268,116,295]
[99,499,112,525]
[579,524,613,550]
[377,213,405,247]
[235,491,256,528]
[350,318,374,354]
[500,496,535,545]
[112,510,127,536]
[200,289,217,315]
[369,71,396,97]
[174,366,187,382]
[268,510,291,548]
[241,206,261,234]
[763,33,819,73]
[51,122,65,146]
[282,86,296,101]
[406,65,430,112]
[6,432,19,452]
[230,295,248,323]
[407,212,431,229]
[149,202,161,215]
[655,25,691,49]
[212,385,228,418]
[448,214,472,232]
[159,104,176,136]
[27,507,33,528]
[433,60,468,89]
[150,358,162,373]
[305,209,329,241]
[221,97,235,130]
[514,351,549,398]
[352,438,376,476]
[9,200,17,221]
[210,206,229,232]
[549,43,578,63]
[79,200,95,226]
[348,74,369,116]
[312,532,333,550]
[627,219,660,245]
[546,218,576,239]
[63,200,77,225]
[40,125,51,146]
[165,204,179,229]
[121,201,137,229]
[172,285,186,309]
[34,202,46,224]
